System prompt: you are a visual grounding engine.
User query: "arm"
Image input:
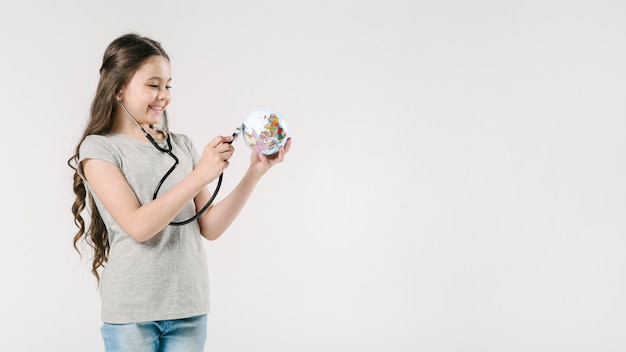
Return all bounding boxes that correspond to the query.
[195,137,292,240]
[82,135,234,242]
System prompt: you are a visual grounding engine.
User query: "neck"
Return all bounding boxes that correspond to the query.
[112,110,166,143]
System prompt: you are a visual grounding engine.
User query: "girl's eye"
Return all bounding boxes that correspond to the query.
[148,84,172,90]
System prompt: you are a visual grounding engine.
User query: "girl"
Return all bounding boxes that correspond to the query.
[68,33,291,352]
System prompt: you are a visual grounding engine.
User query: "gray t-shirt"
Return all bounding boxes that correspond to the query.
[79,132,210,324]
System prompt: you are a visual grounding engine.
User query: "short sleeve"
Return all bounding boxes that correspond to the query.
[77,134,122,179]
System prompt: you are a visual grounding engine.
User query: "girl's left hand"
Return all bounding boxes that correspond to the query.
[249,137,292,178]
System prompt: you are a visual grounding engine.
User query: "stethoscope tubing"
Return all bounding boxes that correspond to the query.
[117,99,226,226]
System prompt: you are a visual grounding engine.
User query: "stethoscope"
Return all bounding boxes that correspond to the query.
[117,97,240,226]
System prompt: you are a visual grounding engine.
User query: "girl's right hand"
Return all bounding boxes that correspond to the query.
[196,135,235,184]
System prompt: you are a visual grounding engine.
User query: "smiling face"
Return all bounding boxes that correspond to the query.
[116,55,172,128]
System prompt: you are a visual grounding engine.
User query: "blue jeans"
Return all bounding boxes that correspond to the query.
[101,315,207,352]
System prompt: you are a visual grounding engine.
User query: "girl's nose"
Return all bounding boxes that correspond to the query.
[158,88,170,101]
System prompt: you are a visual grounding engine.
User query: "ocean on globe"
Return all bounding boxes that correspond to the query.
[242,109,289,155]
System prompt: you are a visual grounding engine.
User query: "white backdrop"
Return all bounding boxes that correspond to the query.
[1,0,625,351]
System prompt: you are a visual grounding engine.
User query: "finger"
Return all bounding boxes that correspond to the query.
[283,137,292,154]
[222,150,235,161]
[223,135,235,145]
[265,148,284,163]
[216,142,235,153]
[275,147,286,162]
[208,135,233,148]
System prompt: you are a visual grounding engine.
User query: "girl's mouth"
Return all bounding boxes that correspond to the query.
[149,105,164,113]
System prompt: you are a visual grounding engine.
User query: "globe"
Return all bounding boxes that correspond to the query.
[242,109,289,155]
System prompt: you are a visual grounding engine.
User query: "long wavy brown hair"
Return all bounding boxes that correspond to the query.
[68,33,170,282]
